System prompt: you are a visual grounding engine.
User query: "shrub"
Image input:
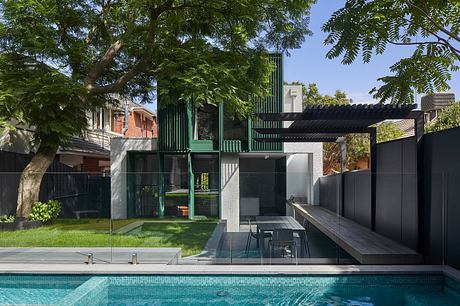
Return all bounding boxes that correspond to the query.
[29,200,61,222]
[0,215,15,223]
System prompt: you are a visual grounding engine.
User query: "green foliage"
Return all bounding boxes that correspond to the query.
[426,102,460,132]
[1,0,315,121]
[0,54,104,149]
[0,215,15,223]
[28,200,61,222]
[285,82,352,107]
[346,122,405,169]
[322,0,460,104]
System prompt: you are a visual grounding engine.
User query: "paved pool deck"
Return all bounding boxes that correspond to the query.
[0,263,458,281]
[0,247,181,265]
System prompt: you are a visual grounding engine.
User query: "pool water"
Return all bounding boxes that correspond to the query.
[0,275,89,305]
[0,274,459,305]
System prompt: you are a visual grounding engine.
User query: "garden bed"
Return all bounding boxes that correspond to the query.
[0,220,43,231]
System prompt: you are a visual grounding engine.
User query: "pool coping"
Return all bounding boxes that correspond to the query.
[0,264,458,281]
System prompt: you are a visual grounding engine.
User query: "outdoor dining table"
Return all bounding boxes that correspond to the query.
[255,216,308,258]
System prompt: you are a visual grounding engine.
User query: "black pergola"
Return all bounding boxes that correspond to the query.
[254,104,424,233]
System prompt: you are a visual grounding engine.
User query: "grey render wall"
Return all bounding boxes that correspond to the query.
[343,170,371,229]
[111,137,157,219]
[375,137,418,250]
[423,127,460,269]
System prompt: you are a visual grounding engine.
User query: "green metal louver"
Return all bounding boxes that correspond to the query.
[158,102,189,152]
[251,53,283,152]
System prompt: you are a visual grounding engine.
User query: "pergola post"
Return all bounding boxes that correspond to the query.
[339,137,347,216]
[414,111,425,253]
[369,127,377,231]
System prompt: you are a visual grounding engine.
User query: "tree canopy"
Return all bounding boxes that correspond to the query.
[426,102,460,132]
[0,0,315,217]
[322,0,460,104]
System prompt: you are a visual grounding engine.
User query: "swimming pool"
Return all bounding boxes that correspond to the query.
[0,274,459,305]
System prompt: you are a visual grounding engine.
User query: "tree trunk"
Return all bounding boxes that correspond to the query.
[16,145,58,218]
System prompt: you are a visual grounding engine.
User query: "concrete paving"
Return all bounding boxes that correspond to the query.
[0,263,457,280]
[0,247,181,265]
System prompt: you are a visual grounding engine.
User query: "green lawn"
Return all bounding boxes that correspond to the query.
[0,218,217,257]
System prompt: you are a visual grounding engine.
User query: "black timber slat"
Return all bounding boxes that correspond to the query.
[256,104,417,122]
[254,127,371,134]
[253,135,340,143]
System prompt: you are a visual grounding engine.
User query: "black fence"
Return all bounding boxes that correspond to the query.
[0,150,110,218]
[423,127,460,270]
[319,173,342,215]
[375,137,418,251]
[319,170,371,229]
[319,128,460,269]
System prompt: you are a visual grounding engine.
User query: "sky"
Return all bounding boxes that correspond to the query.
[284,1,460,107]
[146,0,459,111]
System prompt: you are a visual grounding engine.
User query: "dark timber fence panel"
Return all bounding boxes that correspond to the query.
[343,170,371,229]
[319,174,341,214]
[375,137,418,250]
[423,127,460,269]
[0,150,110,217]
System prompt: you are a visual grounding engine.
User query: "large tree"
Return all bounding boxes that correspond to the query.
[322,0,459,104]
[0,0,315,218]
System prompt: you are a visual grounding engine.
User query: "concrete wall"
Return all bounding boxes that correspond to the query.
[110,138,157,219]
[220,153,240,232]
[283,84,323,205]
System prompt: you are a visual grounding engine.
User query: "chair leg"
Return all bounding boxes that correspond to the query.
[295,242,298,265]
[306,236,311,258]
[245,233,251,255]
[269,244,272,265]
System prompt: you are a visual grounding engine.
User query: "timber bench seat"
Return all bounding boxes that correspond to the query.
[289,203,423,265]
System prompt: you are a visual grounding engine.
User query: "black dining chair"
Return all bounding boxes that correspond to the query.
[293,218,311,258]
[269,228,297,264]
[245,219,272,257]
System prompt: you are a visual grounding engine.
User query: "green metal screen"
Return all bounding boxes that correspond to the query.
[251,53,283,152]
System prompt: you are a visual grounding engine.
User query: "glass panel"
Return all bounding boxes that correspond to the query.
[223,107,247,140]
[163,154,189,218]
[239,157,286,220]
[193,104,218,140]
[192,154,219,218]
[133,154,159,217]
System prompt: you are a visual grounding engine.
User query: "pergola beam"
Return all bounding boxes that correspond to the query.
[254,127,374,135]
[253,137,339,143]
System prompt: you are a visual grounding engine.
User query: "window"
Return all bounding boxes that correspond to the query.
[193,104,219,140]
[223,108,247,140]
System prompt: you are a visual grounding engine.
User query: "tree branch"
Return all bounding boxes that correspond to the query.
[405,0,460,43]
[86,58,147,94]
[85,39,123,88]
[387,40,440,46]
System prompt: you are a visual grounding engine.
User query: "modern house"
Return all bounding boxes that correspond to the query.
[111,54,323,231]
